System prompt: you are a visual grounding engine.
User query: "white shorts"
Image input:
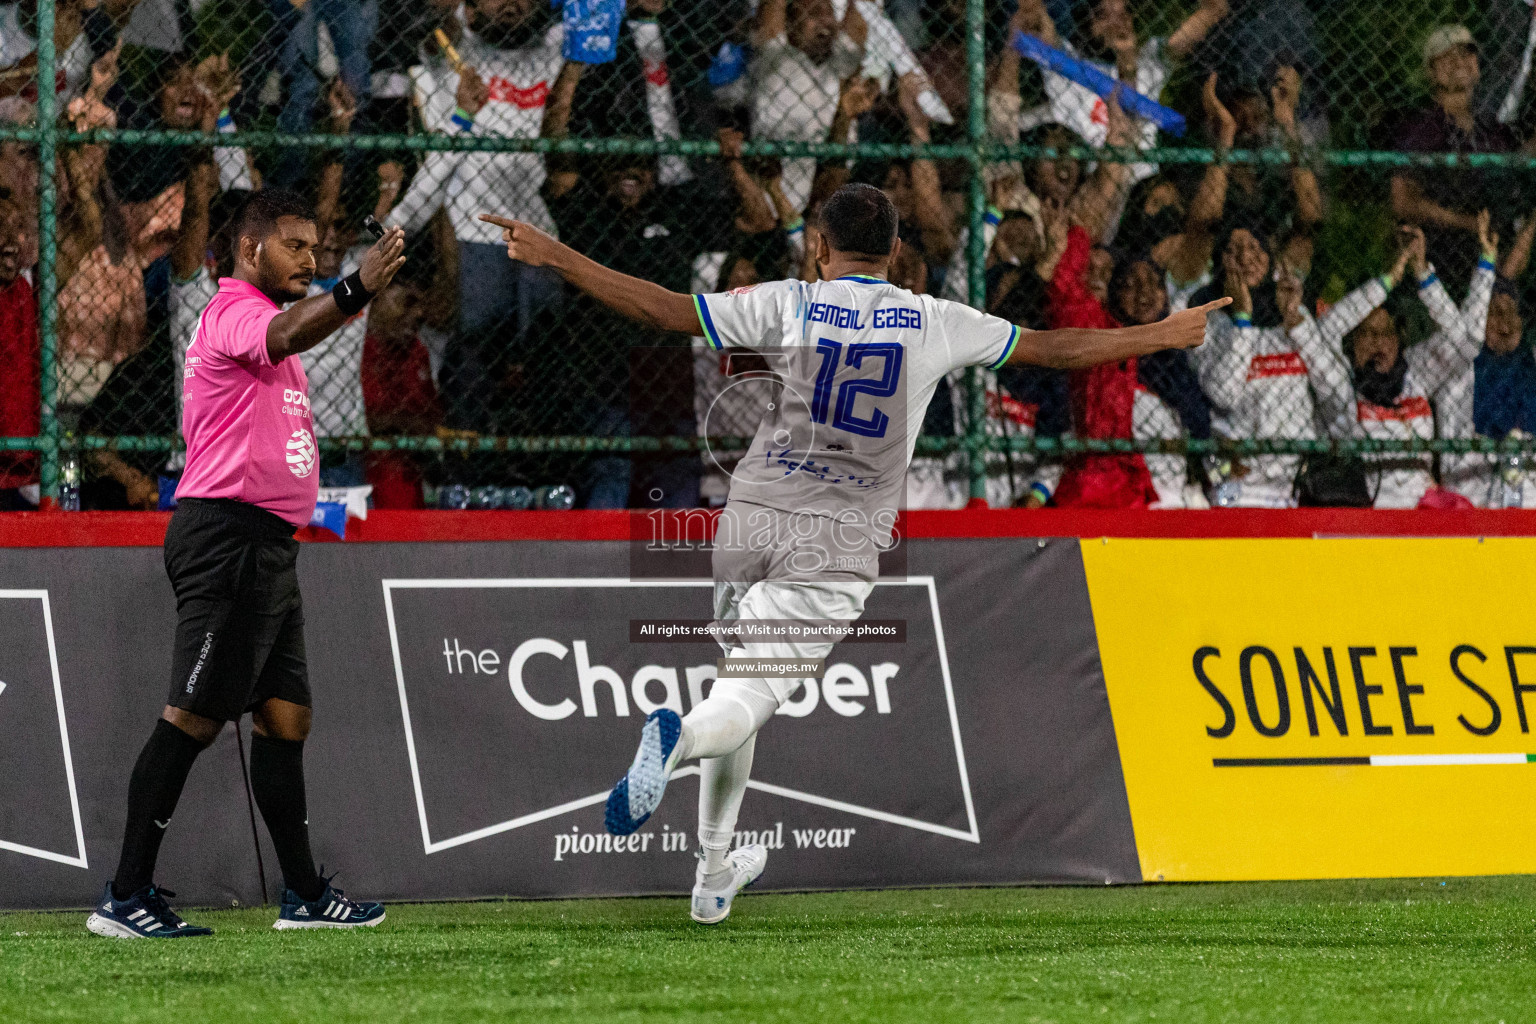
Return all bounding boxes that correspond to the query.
[712,501,878,705]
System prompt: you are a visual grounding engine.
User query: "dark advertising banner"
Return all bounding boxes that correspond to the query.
[0,550,281,910]
[0,539,1138,910]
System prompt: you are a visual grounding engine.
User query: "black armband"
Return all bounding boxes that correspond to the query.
[332,270,374,317]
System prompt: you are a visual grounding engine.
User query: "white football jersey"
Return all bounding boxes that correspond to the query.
[693,274,1021,539]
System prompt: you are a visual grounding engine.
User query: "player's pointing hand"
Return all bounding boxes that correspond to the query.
[1153,296,1231,351]
[358,224,407,292]
[479,213,563,268]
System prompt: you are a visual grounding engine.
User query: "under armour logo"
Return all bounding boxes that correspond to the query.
[716,897,726,908]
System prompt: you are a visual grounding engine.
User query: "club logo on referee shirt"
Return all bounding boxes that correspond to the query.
[286,428,317,478]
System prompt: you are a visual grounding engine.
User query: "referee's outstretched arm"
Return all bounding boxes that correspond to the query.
[254,221,408,363]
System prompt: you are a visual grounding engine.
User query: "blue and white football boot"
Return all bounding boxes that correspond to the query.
[691,844,768,925]
[273,876,386,930]
[605,708,683,835]
[85,882,212,938]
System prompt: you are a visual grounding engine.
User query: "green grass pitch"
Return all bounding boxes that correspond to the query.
[4,878,1536,1023]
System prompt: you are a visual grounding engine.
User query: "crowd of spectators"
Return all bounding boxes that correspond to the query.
[2,0,1536,513]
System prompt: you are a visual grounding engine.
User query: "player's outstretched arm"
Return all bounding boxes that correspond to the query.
[1006,297,1232,369]
[478,214,701,334]
[265,226,407,362]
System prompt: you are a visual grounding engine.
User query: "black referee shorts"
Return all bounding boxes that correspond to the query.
[164,497,311,722]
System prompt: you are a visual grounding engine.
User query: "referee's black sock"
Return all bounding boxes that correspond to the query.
[249,734,325,902]
[111,719,208,901]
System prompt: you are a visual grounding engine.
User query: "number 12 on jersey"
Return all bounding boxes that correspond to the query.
[810,339,904,439]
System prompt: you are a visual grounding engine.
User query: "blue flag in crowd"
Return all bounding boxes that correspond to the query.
[708,41,746,88]
[563,0,623,64]
[1010,31,1186,137]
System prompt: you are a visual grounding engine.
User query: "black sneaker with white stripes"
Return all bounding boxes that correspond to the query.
[273,876,385,931]
[85,882,213,938]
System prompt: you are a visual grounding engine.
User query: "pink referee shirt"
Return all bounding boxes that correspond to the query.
[176,278,319,527]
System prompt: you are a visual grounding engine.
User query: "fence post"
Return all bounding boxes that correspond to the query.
[35,0,59,507]
[963,0,988,504]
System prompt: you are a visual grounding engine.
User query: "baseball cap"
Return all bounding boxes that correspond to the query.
[1423,25,1475,68]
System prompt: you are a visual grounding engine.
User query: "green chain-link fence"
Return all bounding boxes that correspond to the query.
[3,0,1536,513]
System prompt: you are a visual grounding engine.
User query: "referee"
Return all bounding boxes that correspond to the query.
[86,190,406,938]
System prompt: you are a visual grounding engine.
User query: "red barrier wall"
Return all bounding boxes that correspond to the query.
[4,507,1536,546]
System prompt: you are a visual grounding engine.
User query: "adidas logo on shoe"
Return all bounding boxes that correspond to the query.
[294,907,309,916]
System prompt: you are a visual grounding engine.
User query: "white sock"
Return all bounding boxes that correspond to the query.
[698,734,756,885]
[699,832,734,885]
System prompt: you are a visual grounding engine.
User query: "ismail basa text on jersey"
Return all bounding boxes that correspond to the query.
[692,276,1020,538]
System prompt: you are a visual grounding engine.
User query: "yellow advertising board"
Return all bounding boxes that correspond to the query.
[1082,537,1536,881]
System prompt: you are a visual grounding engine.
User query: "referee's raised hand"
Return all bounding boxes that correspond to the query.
[358,224,408,292]
[264,214,409,361]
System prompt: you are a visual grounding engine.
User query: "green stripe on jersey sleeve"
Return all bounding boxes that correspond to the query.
[988,324,1021,369]
[693,294,723,350]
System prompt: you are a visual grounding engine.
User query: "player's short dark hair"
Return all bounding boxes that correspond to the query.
[209,188,252,277]
[819,183,899,258]
[236,188,315,243]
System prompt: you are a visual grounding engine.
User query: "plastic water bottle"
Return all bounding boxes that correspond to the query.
[1502,455,1524,509]
[438,483,469,510]
[533,484,576,510]
[501,485,534,510]
[468,485,500,509]
[1203,456,1240,508]
[58,454,80,511]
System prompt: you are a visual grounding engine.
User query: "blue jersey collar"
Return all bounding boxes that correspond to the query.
[835,274,887,284]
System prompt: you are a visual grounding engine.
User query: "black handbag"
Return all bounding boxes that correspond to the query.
[1295,453,1373,507]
